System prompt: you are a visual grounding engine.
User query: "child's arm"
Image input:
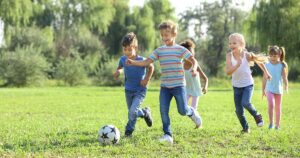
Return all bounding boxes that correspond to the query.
[226,53,241,76]
[248,52,272,80]
[262,74,267,99]
[197,66,208,94]
[186,56,198,76]
[126,58,153,67]
[282,63,289,92]
[140,63,154,87]
[113,66,123,80]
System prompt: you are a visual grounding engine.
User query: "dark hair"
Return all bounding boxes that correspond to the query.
[179,39,195,52]
[158,20,177,34]
[268,45,287,67]
[121,32,138,47]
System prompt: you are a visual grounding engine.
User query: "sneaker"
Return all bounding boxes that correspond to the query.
[254,114,264,127]
[189,108,202,128]
[275,126,280,130]
[268,124,274,129]
[142,107,153,127]
[125,130,133,137]
[159,134,173,144]
[241,128,250,133]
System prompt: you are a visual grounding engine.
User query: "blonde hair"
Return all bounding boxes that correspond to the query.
[229,33,246,49]
[158,20,178,34]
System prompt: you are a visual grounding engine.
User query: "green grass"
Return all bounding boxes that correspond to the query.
[0,85,299,157]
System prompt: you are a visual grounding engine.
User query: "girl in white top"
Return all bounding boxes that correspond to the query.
[180,40,208,110]
[226,33,271,133]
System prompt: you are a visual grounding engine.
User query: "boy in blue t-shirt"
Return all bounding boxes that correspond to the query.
[113,32,154,137]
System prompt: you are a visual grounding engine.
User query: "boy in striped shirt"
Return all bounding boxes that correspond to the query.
[126,20,201,144]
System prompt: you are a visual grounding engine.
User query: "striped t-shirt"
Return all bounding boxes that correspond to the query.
[149,44,192,88]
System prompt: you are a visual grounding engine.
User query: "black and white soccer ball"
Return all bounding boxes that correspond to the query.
[98,125,120,145]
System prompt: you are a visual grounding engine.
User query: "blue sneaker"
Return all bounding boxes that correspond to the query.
[269,124,274,129]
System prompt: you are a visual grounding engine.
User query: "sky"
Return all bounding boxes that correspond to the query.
[129,0,255,16]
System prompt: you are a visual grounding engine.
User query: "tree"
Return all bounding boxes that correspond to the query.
[249,0,300,80]
[0,0,33,27]
[179,0,247,76]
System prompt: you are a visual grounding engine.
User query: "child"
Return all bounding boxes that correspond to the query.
[180,39,208,112]
[225,33,271,133]
[126,20,202,144]
[262,46,288,130]
[113,32,154,137]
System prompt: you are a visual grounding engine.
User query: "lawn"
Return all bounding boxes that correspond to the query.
[0,84,299,157]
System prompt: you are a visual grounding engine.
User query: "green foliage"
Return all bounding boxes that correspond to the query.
[6,26,55,61]
[250,0,300,80]
[55,56,87,86]
[94,58,123,86]
[0,0,33,26]
[0,46,49,87]
[179,1,248,76]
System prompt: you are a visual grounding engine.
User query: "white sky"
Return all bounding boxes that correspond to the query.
[129,0,254,16]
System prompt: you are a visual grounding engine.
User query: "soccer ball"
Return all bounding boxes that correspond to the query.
[98,125,120,145]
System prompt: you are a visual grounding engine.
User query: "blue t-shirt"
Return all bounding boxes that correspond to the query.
[119,55,147,91]
[265,62,283,94]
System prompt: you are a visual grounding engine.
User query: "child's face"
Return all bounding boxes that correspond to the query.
[229,37,241,52]
[269,52,280,62]
[122,45,136,58]
[160,29,176,46]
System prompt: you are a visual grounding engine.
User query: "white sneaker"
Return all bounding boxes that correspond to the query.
[190,108,202,128]
[159,134,173,144]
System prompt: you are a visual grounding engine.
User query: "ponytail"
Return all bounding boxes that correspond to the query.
[279,47,287,68]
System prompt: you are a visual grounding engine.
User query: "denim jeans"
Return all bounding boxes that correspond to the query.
[160,86,193,136]
[233,85,258,130]
[125,89,146,133]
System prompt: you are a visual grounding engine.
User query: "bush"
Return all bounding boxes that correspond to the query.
[0,46,50,87]
[93,58,123,86]
[55,56,87,86]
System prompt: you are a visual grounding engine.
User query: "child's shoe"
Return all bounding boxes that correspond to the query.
[142,107,153,127]
[275,126,280,130]
[254,114,264,127]
[189,108,202,128]
[268,124,274,129]
[159,134,173,144]
[241,128,250,134]
[125,130,133,137]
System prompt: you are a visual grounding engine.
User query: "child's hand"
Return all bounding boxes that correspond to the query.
[126,59,133,65]
[236,58,242,67]
[191,69,198,77]
[140,79,149,87]
[113,70,120,80]
[262,90,266,99]
[264,72,272,80]
[202,87,207,94]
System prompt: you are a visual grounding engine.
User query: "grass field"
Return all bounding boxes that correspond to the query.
[0,84,299,157]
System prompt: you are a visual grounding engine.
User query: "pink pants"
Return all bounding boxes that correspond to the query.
[266,91,282,128]
[186,95,199,110]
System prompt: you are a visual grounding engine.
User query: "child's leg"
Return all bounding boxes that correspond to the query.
[274,93,282,128]
[266,92,275,126]
[125,90,146,134]
[233,87,248,130]
[191,96,199,110]
[160,87,173,136]
[241,85,258,116]
[173,86,192,116]
[186,94,191,107]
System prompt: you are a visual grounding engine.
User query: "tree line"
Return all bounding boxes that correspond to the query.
[0,0,299,87]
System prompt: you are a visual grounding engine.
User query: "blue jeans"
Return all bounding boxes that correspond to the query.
[233,85,258,130]
[125,89,146,133]
[160,86,193,136]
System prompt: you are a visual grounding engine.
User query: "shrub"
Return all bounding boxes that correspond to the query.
[0,46,50,87]
[55,56,87,86]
